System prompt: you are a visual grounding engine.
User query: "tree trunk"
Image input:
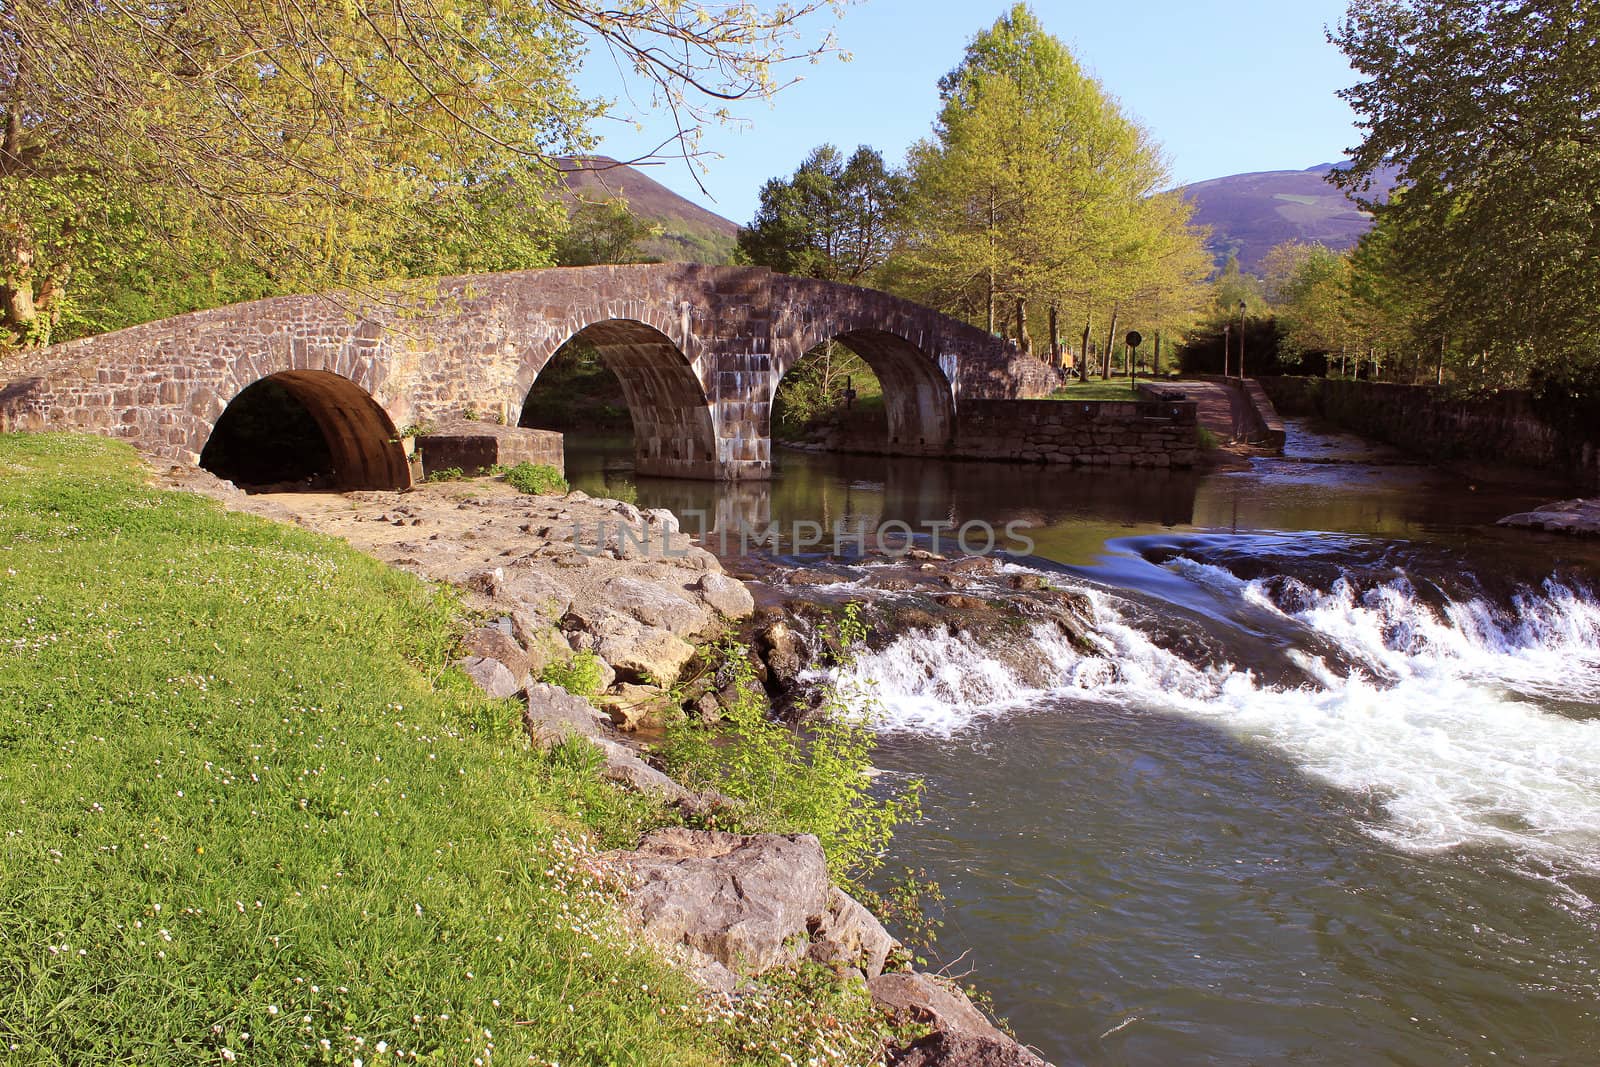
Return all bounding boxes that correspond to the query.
[1080,315,1092,383]
[1016,297,1031,357]
[1153,331,1163,377]
[1436,336,1446,385]
[1048,304,1060,368]
[1102,305,1119,380]
[2,221,40,345]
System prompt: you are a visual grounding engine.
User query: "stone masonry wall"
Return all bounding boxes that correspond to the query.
[0,265,1050,485]
[1260,376,1599,488]
[954,399,1199,468]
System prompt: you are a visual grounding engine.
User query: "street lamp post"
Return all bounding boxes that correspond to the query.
[1237,300,1247,380]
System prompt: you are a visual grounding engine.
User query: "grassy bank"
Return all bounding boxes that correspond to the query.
[0,435,873,1065]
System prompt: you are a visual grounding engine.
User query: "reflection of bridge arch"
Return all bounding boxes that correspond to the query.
[0,264,1056,483]
[519,318,719,480]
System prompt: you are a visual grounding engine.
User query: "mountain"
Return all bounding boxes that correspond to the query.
[1178,162,1402,274]
[555,156,740,264]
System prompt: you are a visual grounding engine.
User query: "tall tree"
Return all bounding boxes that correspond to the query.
[1,0,846,350]
[890,3,1207,356]
[556,197,662,266]
[737,145,908,283]
[1332,0,1600,384]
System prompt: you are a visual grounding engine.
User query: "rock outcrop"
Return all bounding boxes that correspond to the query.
[217,480,757,712]
[1499,498,1600,537]
[600,829,882,977]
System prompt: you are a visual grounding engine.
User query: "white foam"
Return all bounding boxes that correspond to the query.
[836,572,1600,869]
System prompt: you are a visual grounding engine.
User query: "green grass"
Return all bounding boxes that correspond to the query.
[1048,377,1151,402]
[501,463,569,496]
[0,434,883,1066]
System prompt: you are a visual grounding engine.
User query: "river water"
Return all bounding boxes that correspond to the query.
[565,423,1600,1065]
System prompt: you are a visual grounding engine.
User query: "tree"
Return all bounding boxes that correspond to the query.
[737,145,908,283]
[889,3,1208,365]
[1,0,847,350]
[556,197,662,266]
[1332,0,1600,385]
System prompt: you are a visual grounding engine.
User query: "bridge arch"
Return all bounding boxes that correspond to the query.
[817,328,956,451]
[200,370,409,490]
[517,318,719,480]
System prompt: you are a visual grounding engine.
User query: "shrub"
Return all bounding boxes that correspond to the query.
[540,651,604,698]
[503,462,570,495]
[425,465,465,482]
[1197,426,1221,450]
[661,604,923,891]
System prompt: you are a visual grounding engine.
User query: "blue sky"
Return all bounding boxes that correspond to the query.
[574,0,1363,226]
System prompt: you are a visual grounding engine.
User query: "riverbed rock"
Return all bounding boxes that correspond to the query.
[1498,497,1600,537]
[887,1029,1053,1067]
[601,576,713,637]
[457,655,525,699]
[591,615,698,685]
[602,829,832,975]
[807,887,899,980]
[522,682,608,748]
[462,625,531,680]
[695,572,757,619]
[596,683,679,731]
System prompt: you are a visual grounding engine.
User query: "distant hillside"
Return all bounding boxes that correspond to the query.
[1178,162,1401,274]
[554,156,740,265]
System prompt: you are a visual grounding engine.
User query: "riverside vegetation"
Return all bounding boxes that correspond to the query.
[0,434,920,1064]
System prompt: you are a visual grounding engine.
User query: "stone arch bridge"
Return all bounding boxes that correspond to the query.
[0,264,1056,486]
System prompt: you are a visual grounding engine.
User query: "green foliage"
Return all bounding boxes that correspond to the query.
[889,4,1211,358]
[662,605,923,891]
[772,340,882,434]
[1197,426,1221,450]
[557,196,663,266]
[1333,0,1600,387]
[0,433,751,1065]
[738,144,908,283]
[540,652,605,699]
[425,466,466,483]
[502,462,571,496]
[2,0,849,353]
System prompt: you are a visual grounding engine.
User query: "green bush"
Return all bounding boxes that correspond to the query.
[661,604,923,891]
[503,462,569,496]
[1197,426,1221,450]
[540,651,604,698]
[425,465,465,482]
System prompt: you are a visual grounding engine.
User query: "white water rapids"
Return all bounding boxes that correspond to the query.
[833,565,1600,869]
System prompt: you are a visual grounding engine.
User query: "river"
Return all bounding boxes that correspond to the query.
[564,422,1600,1065]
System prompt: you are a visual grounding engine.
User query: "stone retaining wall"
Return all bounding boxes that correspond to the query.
[1261,376,1599,487]
[953,398,1198,468]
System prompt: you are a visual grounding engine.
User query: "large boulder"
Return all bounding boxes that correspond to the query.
[873,973,1056,1067]
[457,655,524,699]
[588,614,697,685]
[694,572,756,619]
[808,887,899,980]
[869,972,1006,1042]
[600,577,713,637]
[887,1030,1053,1067]
[522,682,608,748]
[596,683,679,732]
[602,829,832,975]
